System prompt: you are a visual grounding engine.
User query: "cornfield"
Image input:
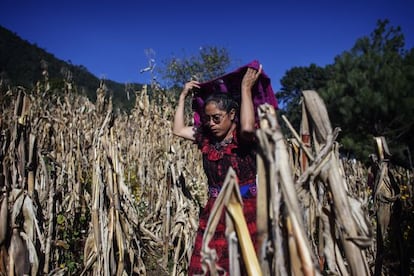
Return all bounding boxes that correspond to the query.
[0,74,412,275]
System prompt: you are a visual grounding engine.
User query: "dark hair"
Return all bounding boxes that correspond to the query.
[204,92,239,113]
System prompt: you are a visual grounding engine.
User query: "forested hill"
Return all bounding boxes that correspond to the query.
[0,25,141,111]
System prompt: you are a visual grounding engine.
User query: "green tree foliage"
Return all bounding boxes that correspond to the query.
[320,20,414,165]
[278,64,332,130]
[159,46,231,93]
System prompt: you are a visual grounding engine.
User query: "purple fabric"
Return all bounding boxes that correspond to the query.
[192,60,278,126]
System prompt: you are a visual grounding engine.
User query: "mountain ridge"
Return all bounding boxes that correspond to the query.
[0,25,141,111]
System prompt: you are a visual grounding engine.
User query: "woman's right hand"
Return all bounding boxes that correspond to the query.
[181,81,200,98]
[174,80,199,141]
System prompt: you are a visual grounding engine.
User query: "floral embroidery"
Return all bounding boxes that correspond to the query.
[209,183,257,198]
[199,131,238,161]
[195,127,257,195]
[209,187,220,198]
[249,184,257,196]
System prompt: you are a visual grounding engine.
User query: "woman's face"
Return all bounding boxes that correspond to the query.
[203,102,235,139]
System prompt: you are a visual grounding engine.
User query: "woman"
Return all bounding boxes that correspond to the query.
[173,66,262,275]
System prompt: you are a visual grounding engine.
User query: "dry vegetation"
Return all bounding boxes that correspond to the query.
[0,75,412,275]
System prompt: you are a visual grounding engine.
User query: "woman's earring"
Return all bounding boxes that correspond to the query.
[230,109,236,121]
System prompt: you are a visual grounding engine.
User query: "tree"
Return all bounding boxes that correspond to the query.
[159,46,232,93]
[278,64,332,130]
[319,19,414,165]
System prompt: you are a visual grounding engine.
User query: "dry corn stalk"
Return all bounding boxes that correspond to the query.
[254,90,374,276]
[1,71,410,275]
[256,103,319,276]
[301,90,372,275]
[0,80,203,275]
[371,136,399,275]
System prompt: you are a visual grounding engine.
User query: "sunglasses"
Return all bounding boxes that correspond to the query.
[203,112,228,125]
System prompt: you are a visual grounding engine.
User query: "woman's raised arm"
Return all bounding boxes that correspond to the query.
[240,65,262,140]
[172,81,200,141]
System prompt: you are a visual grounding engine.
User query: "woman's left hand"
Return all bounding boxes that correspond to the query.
[242,64,262,90]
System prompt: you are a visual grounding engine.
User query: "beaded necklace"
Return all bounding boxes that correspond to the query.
[214,137,233,150]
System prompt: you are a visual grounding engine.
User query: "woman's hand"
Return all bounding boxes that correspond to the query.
[241,65,262,91]
[240,65,262,139]
[181,80,200,99]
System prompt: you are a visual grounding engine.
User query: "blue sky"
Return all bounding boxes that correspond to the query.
[1,0,413,91]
